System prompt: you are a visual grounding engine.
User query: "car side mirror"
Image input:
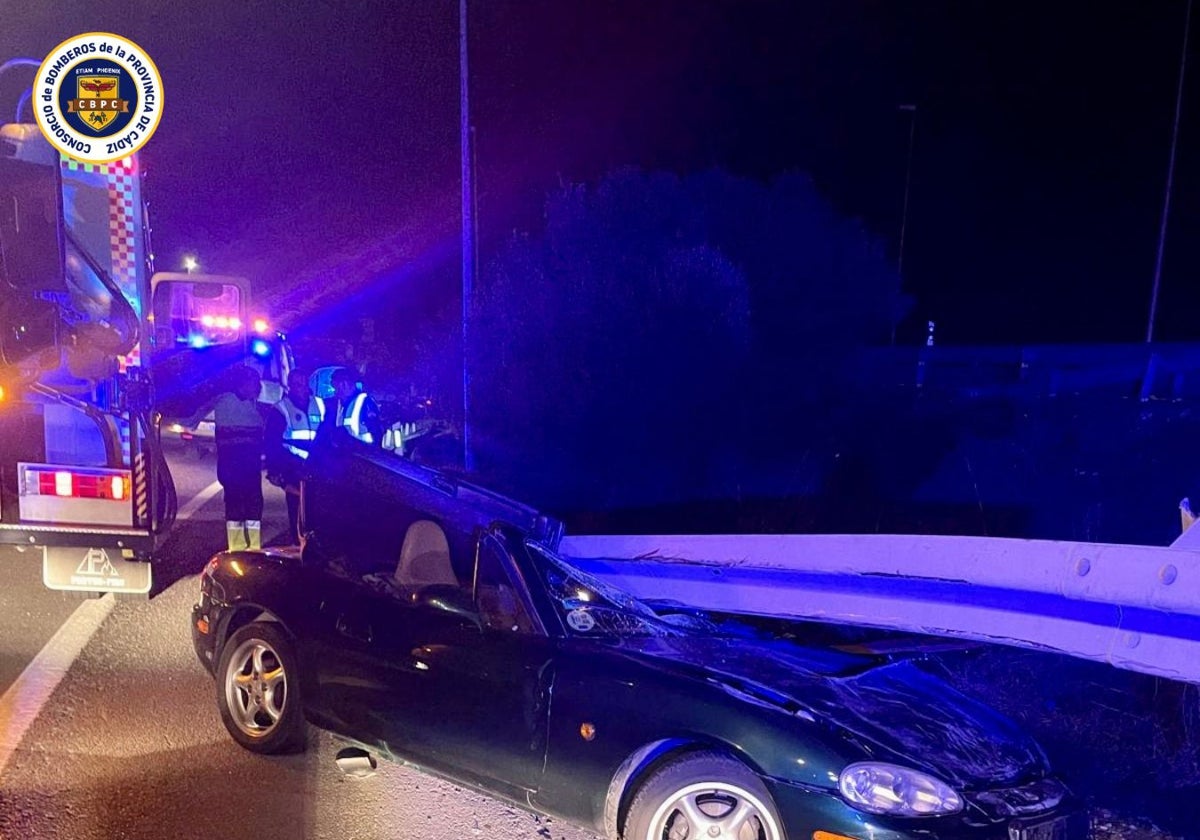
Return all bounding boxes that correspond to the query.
[413,585,482,630]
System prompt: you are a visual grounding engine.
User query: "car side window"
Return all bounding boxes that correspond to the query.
[475,538,535,635]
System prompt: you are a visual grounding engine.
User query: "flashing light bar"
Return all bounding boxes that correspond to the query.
[253,318,270,334]
[251,338,271,357]
[198,315,244,330]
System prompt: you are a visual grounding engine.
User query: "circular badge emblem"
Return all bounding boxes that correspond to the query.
[566,609,596,633]
[34,32,163,164]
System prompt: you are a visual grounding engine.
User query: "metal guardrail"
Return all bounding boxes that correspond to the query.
[562,530,1200,684]
[854,342,1200,401]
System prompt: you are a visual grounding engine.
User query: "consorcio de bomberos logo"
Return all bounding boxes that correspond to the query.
[35,32,163,164]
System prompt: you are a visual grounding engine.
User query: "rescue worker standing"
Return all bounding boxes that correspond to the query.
[321,367,383,446]
[266,369,325,543]
[214,365,266,551]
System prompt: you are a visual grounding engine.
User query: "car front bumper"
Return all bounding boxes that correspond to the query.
[768,778,1090,840]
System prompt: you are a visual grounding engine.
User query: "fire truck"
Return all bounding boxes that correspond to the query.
[0,69,272,595]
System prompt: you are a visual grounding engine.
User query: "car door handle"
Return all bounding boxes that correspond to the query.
[336,615,373,644]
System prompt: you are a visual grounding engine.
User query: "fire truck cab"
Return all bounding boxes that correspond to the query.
[0,101,267,594]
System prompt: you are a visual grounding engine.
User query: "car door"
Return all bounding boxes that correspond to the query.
[376,531,555,796]
[302,568,410,743]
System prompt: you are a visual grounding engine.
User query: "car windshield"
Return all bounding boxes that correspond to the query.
[526,540,735,639]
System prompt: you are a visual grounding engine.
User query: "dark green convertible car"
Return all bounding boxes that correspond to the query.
[191,441,1089,840]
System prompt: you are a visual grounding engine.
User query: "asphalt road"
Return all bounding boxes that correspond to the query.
[0,450,602,840]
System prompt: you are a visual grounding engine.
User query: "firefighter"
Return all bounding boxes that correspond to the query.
[214,365,266,551]
[266,368,325,543]
[322,367,383,446]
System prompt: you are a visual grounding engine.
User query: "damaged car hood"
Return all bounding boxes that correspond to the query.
[616,634,1045,787]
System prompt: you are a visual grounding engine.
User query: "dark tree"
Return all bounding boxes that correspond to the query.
[469,167,906,512]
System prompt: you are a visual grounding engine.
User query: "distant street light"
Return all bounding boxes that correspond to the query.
[183,255,199,274]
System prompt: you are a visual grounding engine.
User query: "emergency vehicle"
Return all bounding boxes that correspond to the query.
[0,68,271,594]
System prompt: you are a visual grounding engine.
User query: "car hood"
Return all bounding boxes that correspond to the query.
[618,634,1044,787]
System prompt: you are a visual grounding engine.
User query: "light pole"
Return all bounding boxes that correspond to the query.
[460,0,475,472]
[1146,0,1192,344]
[893,104,917,345]
[897,105,918,279]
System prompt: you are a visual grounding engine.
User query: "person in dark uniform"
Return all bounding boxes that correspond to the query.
[214,365,265,551]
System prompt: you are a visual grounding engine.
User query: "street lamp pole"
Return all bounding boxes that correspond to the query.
[893,103,917,345]
[1146,0,1192,344]
[460,0,475,471]
[897,104,918,282]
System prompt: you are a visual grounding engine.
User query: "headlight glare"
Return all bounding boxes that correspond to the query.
[838,762,963,816]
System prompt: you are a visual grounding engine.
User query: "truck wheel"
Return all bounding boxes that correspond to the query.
[216,622,306,754]
[623,751,783,840]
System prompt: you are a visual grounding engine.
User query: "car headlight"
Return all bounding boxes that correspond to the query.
[838,762,963,816]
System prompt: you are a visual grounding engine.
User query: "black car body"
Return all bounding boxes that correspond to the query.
[191,439,1089,840]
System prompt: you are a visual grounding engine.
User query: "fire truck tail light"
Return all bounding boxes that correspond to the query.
[30,467,133,501]
[18,464,135,528]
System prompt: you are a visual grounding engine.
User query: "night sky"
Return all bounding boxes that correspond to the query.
[4,1,1197,345]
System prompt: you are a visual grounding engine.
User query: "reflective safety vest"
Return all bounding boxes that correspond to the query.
[336,392,374,444]
[277,395,325,459]
[214,393,264,448]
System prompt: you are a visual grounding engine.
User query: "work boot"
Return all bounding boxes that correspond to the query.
[247,520,262,550]
[226,520,250,552]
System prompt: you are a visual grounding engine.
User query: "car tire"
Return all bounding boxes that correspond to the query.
[623,751,784,840]
[215,621,307,754]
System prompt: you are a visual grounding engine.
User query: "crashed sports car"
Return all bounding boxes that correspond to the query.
[191,439,1089,840]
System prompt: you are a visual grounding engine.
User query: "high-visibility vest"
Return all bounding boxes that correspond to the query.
[277,395,325,459]
[214,393,263,449]
[337,392,374,444]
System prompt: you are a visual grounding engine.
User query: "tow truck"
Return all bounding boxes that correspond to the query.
[0,64,273,594]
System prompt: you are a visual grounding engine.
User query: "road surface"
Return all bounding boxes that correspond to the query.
[0,451,602,840]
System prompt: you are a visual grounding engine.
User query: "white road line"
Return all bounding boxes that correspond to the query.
[0,593,116,777]
[176,479,222,521]
[0,479,221,777]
